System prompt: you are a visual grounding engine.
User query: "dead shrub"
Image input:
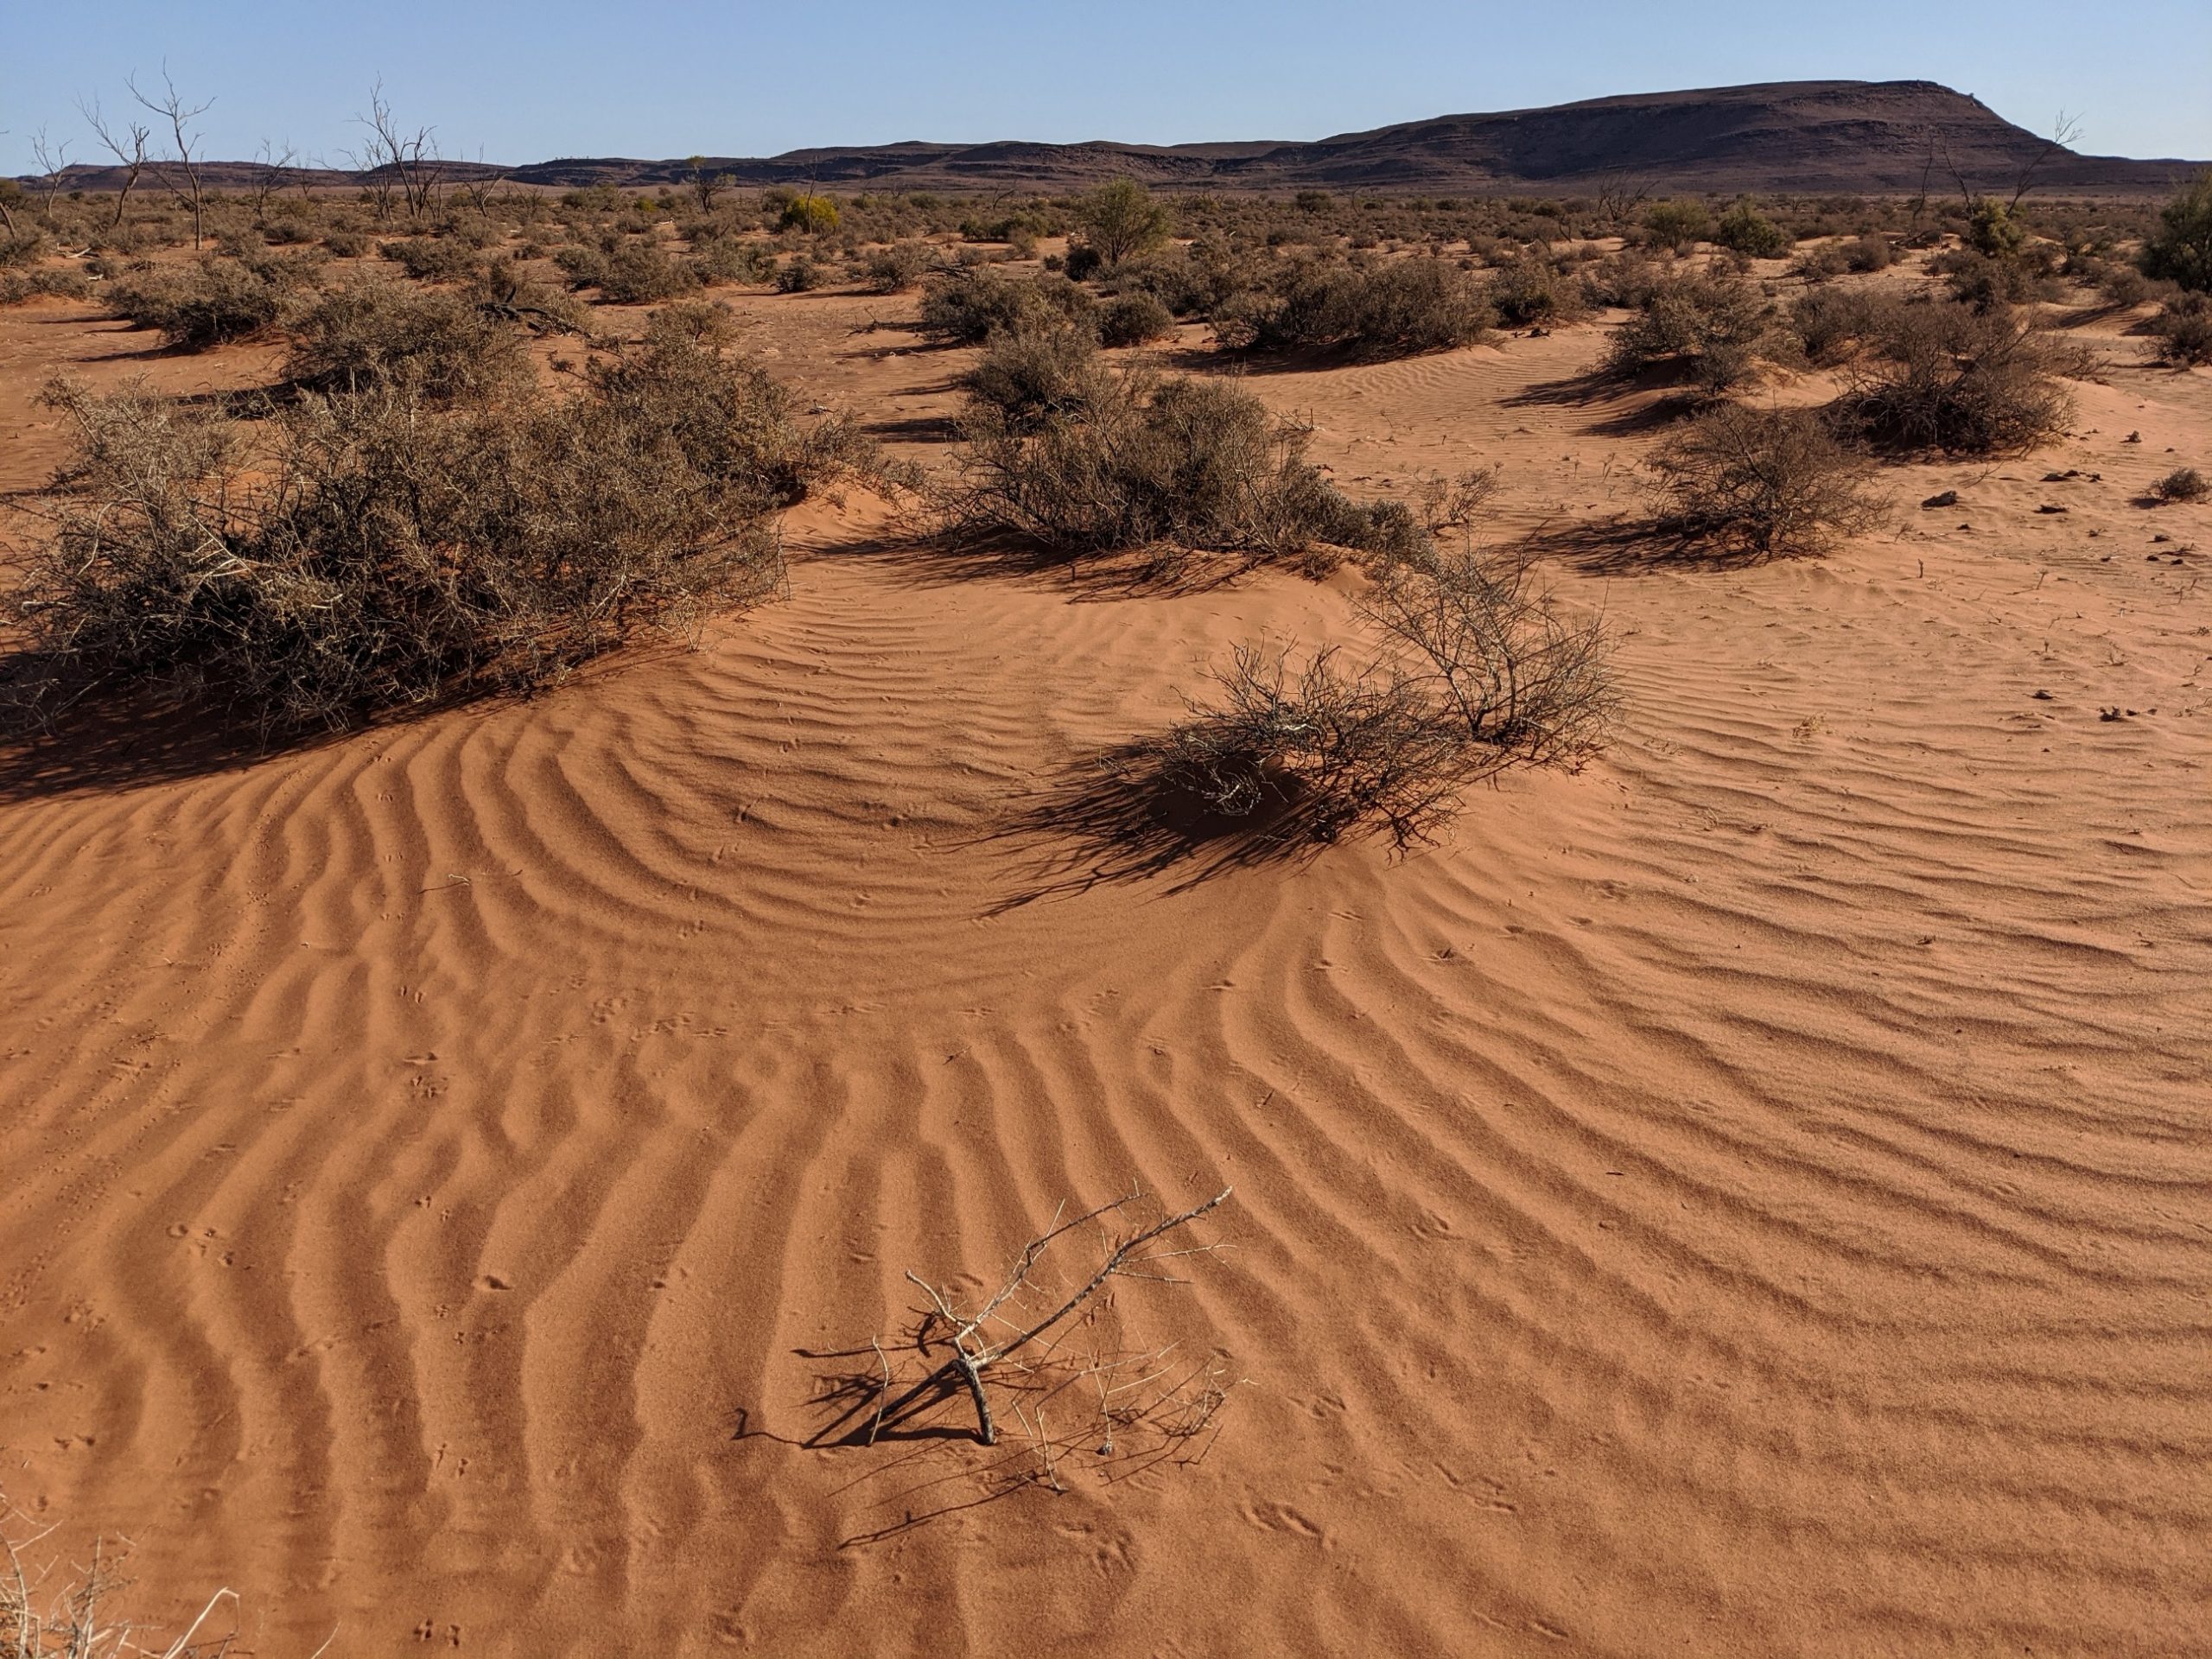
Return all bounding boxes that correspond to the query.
[1648,404,1885,556]
[945,370,1424,568]
[282,274,529,401]
[1826,302,2081,454]
[2150,466,2207,503]
[4,337,882,734]
[1160,550,1611,847]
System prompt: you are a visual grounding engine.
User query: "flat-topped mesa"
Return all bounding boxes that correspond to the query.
[32,79,2203,196]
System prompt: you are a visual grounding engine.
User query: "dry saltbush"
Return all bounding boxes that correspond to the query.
[1160,550,1611,847]
[281,274,530,401]
[1213,256,1492,359]
[104,256,302,351]
[944,369,1426,569]
[918,267,1094,343]
[3,333,886,734]
[1605,269,1770,393]
[961,325,1111,429]
[1648,405,1886,557]
[1826,302,2083,455]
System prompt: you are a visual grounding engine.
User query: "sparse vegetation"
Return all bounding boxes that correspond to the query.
[1713,200,1791,257]
[4,332,883,734]
[1159,550,1611,847]
[104,255,295,349]
[1215,257,1492,359]
[1605,269,1769,392]
[1649,404,1885,556]
[2148,293,2212,365]
[919,267,1094,343]
[1826,302,2080,454]
[947,370,1425,568]
[2150,466,2207,503]
[2139,169,2212,292]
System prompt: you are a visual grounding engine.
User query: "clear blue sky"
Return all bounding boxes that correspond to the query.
[4,0,2207,176]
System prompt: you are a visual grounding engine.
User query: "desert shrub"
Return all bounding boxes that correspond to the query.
[2150,466,2207,503]
[779,192,840,234]
[1648,404,1885,556]
[1489,254,1579,326]
[104,257,294,350]
[1932,245,2058,309]
[1097,290,1175,346]
[0,266,92,305]
[1643,199,1712,252]
[1713,200,1791,258]
[323,229,371,258]
[1160,551,1610,847]
[1072,178,1172,267]
[378,236,482,283]
[919,267,1094,342]
[1,229,48,267]
[282,275,529,401]
[2147,293,2212,365]
[1789,287,1890,365]
[1580,249,1663,308]
[693,235,777,286]
[1606,270,1769,392]
[1844,233,1894,273]
[2139,169,2212,292]
[2098,264,2150,308]
[1964,198,2027,259]
[558,238,700,303]
[4,339,880,733]
[962,326,1108,428]
[1219,257,1491,359]
[863,239,936,293]
[774,253,824,293]
[1827,302,2079,454]
[947,371,1425,566]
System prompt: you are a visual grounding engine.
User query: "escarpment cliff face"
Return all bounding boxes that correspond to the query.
[41,79,2200,196]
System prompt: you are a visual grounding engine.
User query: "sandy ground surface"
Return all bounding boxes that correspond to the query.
[1,265,2208,1656]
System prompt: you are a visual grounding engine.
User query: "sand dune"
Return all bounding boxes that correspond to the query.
[1,286,2208,1656]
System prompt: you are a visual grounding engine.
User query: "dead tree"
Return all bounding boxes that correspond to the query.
[834,1186,1233,1452]
[29,128,72,219]
[78,99,150,231]
[130,68,215,250]
[351,82,443,220]
[249,139,298,226]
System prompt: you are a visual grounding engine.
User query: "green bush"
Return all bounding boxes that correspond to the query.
[778,193,840,234]
[1072,179,1172,267]
[1713,200,1791,258]
[1643,199,1712,252]
[2140,170,2212,292]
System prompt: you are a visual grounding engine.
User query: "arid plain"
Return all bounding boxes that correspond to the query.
[1,211,2209,1656]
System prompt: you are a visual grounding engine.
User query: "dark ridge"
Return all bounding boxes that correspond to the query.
[25,79,2202,197]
